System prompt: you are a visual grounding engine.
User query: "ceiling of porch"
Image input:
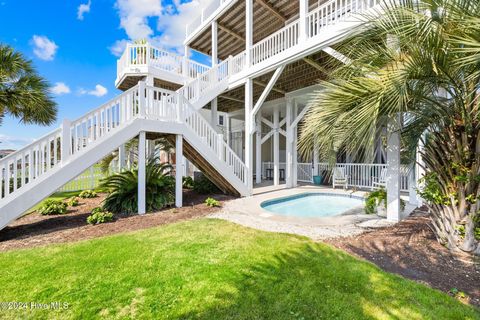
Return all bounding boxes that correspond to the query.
[189,0,328,60]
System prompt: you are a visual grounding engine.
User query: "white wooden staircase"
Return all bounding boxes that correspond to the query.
[0,80,248,230]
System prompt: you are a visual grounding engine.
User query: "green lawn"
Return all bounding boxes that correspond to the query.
[0,219,478,320]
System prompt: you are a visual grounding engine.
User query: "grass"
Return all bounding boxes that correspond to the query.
[0,219,478,319]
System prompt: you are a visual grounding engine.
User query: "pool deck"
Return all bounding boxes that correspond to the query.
[210,185,416,240]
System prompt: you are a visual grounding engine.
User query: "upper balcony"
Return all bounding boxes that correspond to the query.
[115,43,210,91]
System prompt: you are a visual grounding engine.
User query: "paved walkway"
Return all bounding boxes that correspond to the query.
[211,185,415,239]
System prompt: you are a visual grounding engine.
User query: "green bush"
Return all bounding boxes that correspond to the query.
[38,199,68,215]
[79,190,97,199]
[365,189,405,214]
[183,176,194,189]
[66,197,79,207]
[87,207,114,225]
[101,158,175,214]
[193,175,220,194]
[205,197,220,207]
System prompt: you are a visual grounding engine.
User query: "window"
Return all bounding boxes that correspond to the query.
[218,115,224,126]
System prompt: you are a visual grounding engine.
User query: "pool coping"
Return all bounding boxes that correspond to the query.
[260,192,366,219]
[210,186,396,239]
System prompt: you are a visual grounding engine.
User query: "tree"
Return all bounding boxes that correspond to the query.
[0,44,57,126]
[298,0,480,254]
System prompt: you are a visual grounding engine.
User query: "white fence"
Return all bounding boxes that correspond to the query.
[261,162,411,192]
[57,166,104,192]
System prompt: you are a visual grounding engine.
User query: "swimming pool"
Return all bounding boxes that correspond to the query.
[260,193,364,218]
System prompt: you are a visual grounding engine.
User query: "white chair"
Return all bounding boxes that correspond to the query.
[332,167,349,189]
[372,168,387,190]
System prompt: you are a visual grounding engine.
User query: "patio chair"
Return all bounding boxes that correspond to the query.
[332,167,349,189]
[372,168,387,190]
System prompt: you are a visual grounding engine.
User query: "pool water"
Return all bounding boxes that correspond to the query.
[261,193,364,218]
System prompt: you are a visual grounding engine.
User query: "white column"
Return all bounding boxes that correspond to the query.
[226,114,231,147]
[212,21,218,66]
[245,78,254,194]
[416,138,425,206]
[255,113,262,184]
[245,0,253,67]
[386,115,401,221]
[183,46,190,78]
[313,141,319,176]
[175,134,183,208]
[292,101,299,187]
[286,99,293,188]
[145,75,154,86]
[138,131,146,215]
[118,144,126,172]
[211,99,218,130]
[273,106,280,186]
[299,0,309,41]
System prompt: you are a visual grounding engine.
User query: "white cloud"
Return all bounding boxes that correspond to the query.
[0,134,34,150]
[79,84,108,97]
[111,0,210,55]
[51,82,71,95]
[115,0,162,40]
[155,0,211,51]
[77,0,91,20]
[31,35,58,61]
[109,39,128,57]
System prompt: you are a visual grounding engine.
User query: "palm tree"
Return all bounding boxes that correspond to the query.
[299,0,480,254]
[0,44,56,126]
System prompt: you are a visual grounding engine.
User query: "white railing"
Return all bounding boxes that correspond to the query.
[261,162,287,180]
[260,162,410,192]
[117,43,210,82]
[251,21,299,65]
[185,0,234,39]
[1,129,62,199]
[180,58,230,104]
[229,52,246,75]
[70,85,141,155]
[183,100,247,185]
[307,0,381,38]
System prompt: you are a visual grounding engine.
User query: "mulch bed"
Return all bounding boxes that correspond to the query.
[0,190,233,252]
[326,208,480,307]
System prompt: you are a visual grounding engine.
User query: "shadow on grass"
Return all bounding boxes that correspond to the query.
[178,244,479,320]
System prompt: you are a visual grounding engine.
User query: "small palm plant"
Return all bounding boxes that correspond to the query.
[101,157,175,214]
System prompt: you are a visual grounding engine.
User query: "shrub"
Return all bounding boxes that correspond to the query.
[193,175,220,194]
[205,197,220,207]
[67,197,79,207]
[365,189,405,214]
[101,158,175,214]
[79,190,97,199]
[183,176,194,189]
[38,199,68,215]
[87,207,114,225]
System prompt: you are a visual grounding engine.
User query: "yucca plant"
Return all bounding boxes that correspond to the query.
[299,0,480,254]
[101,157,175,214]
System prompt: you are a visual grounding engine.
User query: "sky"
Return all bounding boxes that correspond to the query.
[0,0,211,149]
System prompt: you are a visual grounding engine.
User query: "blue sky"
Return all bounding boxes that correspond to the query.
[0,0,210,149]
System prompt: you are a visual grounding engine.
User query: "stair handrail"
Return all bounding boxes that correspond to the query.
[181,97,247,185]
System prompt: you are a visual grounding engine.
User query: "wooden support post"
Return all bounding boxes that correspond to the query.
[386,115,401,221]
[273,106,280,186]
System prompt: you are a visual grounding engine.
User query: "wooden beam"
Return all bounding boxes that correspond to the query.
[219,94,244,103]
[255,0,286,23]
[253,80,285,95]
[218,23,245,43]
[302,57,329,75]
